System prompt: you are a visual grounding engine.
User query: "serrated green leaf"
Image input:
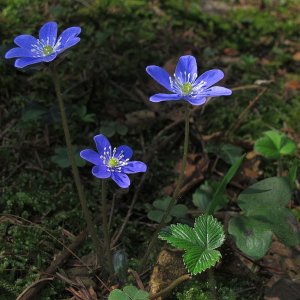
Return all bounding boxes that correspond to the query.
[194,215,225,249]
[255,131,296,159]
[160,223,197,250]
[159,215,225,275]
[228,216,272,259]
[184,247,221,275]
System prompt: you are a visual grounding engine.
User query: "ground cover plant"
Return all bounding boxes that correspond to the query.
[1,0,300,299]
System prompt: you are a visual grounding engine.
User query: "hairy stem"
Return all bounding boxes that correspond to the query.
[51,67,102,265]
[139,103,190,271]
[101,180,114,275]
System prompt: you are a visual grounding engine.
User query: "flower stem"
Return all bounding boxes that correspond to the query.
[51,67,102,266]
[101,180,114,275]
[139,103,190,271]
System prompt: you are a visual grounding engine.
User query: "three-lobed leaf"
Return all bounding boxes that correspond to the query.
[254,130,297,159]
[159,215,225,275]
[147,197,188,223]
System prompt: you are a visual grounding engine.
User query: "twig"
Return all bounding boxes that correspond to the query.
[111,172,148,246]
[225,87,267,136]
[149,274,192,300]
[128,268,145,290]
[16,278,54,300]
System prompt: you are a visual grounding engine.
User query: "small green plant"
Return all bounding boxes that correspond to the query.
[100,121,128,137]
[73,105,96,123]
[147,197,188,223]
[160,215,225,275]
[108,285,149,300]
[254,130,297,159]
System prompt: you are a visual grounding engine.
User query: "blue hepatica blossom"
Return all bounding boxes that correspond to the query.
[80,134,147,188]
[146,55,232,105]
[5,21,81,68]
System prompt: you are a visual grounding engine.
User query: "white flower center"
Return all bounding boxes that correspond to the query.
[169,71,207,97]
[100,146,129,172]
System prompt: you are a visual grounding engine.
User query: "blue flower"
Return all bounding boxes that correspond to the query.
[5,21,81,68]
[146,55,232,105]
[80,134,147,188]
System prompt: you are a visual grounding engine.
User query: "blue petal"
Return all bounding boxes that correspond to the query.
[42,52,57,62]
[185,96,207,106]
[194,69,224,88]
[58,27,81,43]
[92,165,111,179]
[14,35,37,49]
[122,161,147,174]
[175,55,197,83]
[150,93,181,102]
[39,21,58,46]
[14,57,44,68]
[5,47,33,58]
[115,145,133,160]
[111,172,130,188]
[80,149,102,165]
[146,66,172,91]
[93,134,111,156]
[199,86,232,97]
[57,37,80,53]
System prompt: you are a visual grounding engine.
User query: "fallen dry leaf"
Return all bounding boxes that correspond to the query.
[292,52,300,61]
[285,80,300,91]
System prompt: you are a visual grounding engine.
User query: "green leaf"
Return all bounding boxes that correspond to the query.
[147,197,187,223]
[206,143,244,165]
[288,161,298,188]
[123,286,149,300]
[147,210,171,223]
[208,155,245,214]
[109,289,130,300]
[51,146,85,168]
[21,106,47,122]
[171,204,188,218]
[100,122,116,137]
[116,123,128,135]
[230,176,300,258]
[237,177,292,214]
[160,215,225,275]
[228,216,272,259]
[193,181,228,212]
[192,182,212,211]
[108,285,149,300]
[254,130,297,159]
